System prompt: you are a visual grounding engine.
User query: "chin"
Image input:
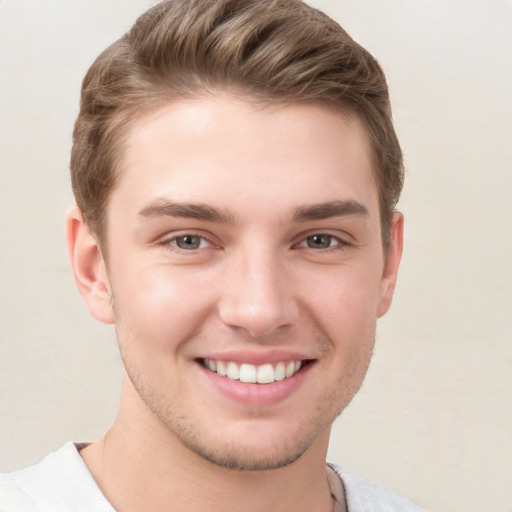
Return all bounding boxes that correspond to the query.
[180,432,314,472]
[158,406,336,473]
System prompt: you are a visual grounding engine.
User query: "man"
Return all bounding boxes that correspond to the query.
[0,1,425,510]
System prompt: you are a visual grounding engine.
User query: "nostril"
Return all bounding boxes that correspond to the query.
[216,260,301,338]
[218,303,298,338]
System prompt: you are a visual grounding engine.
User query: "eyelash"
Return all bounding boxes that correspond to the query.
[160,233,215,253]
[159,231,349,254]
[295,233,347,251]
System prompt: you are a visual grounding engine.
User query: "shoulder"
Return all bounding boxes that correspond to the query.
[328,463,427,512]
[0,443,114,512]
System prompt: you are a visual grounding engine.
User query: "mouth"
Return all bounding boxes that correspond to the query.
[198,358,313,384]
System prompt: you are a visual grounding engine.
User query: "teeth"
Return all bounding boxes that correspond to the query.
[257,364,274,384]
[239,364,257,383]
[217,361,227,377]
[285,361,295,378]
[203,359,304,384]
[274,362,285,381]
[226,362,240,380]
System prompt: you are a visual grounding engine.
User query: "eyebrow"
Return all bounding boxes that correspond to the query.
[138,200,236,224]
[291,200,369,222]
[138,198,368,224]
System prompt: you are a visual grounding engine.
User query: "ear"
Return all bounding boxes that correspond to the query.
[66,206,115,324]
[377,212,404,318]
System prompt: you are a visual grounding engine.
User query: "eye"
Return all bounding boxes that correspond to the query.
[170,234,210,251]
[299,234,342,249]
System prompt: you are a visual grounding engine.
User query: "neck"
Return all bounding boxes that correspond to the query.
[80,378,339,512]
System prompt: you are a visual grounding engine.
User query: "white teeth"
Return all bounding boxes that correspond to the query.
[257,364,274,384]
[203,359,305,384]
[239,363,257,383]
[217,361,227,376]
[285,361,295,378]
[274,362,286,381]
[226,362,239,380]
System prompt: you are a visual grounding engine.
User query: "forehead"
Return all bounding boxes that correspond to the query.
[112,95,378,221]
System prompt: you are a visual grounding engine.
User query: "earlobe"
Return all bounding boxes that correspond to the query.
[66,207,115,324]
[377,212,404,318]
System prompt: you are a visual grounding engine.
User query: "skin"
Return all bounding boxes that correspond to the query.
[67,94,403,512]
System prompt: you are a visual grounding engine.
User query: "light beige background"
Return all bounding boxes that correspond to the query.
[1,1,511,511]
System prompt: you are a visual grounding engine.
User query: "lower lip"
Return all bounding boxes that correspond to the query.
[197,362,313,406]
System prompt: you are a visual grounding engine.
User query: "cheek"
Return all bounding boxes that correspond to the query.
[300,264,382,337]
[111,264,216,353]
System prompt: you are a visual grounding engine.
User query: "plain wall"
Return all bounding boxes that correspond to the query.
[1,1,511,511]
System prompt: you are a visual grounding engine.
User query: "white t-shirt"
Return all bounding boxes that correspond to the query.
[0,443,425,511]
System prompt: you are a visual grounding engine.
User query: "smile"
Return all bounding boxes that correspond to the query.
[201,359,306,384]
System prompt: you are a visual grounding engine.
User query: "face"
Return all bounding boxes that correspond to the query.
[78,95,402,471]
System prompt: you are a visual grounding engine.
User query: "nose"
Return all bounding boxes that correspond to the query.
[217,246,299,338]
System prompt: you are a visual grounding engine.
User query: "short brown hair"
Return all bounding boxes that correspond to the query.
[70,0,403,249]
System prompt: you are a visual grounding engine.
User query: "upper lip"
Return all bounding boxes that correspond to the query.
[196,349,314,366]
